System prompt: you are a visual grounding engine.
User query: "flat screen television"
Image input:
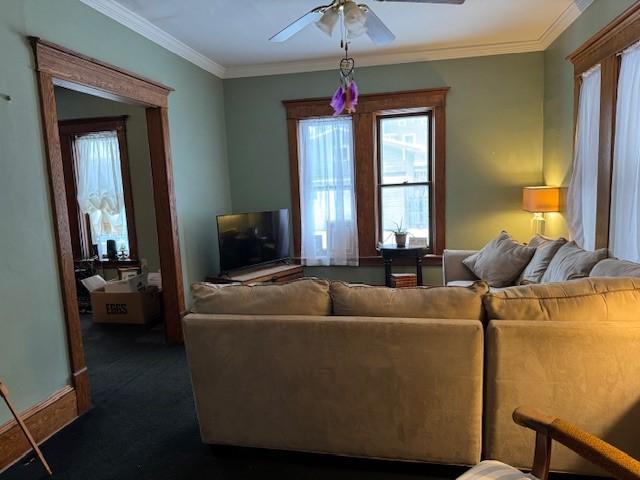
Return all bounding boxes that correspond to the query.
[217,209,290,272]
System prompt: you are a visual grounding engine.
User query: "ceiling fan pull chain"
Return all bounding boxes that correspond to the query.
[340,7,344,49]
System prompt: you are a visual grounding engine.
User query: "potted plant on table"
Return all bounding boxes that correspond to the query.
[391,221,408,248]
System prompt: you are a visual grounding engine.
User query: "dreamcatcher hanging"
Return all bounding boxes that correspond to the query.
[329,3,362,115]
[330,44,359,115]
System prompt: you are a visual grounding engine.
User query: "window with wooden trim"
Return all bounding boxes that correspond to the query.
[568,2,640,260]
[58,116,138,261]
[284,89,447,266]
[378,112,432,248]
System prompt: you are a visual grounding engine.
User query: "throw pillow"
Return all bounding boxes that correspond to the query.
[484,277,640,322]
[540,241,607,283]
[518,236,567,284]
[330,281,489,321]
[590,258,640,278]
[462,231,536,287]
[526,234,554,249]
[191,278,332,316]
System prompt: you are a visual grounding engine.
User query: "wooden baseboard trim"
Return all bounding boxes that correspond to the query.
[0,385,78,473]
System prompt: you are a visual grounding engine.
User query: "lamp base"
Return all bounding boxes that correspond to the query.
[531,212,546,236]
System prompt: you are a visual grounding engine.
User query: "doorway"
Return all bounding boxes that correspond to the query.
[31,37,186,416]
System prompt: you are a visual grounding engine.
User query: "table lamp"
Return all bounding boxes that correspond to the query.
[522,186,563,236]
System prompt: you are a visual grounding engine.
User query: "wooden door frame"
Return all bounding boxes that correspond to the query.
[30,37,186,416]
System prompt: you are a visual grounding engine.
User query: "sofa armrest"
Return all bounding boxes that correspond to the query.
[485,320,640,475]
[183,314,484,465]
[443,249,479,285]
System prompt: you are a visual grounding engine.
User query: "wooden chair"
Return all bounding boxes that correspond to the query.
[458,406,640,480]
[0,380,52,476]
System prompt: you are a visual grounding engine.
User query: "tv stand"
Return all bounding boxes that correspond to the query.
[206,263,303,285]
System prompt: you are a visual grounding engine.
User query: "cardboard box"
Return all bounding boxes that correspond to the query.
[90,286,162,325]
[104,273,148,293]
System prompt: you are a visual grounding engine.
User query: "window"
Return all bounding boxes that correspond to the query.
[298,117,358,266]
[378,113,431,247]
[568,3,640,256]
[567,65,601,251]
[610,43,640,262]
[74,131,131,259]
[285,89,447,266]
[59,116,138,261]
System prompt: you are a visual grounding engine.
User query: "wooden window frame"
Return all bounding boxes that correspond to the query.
[376,110,433,249]
[568,1,640,249]
[58,115,139,261]
[284,88,448,267]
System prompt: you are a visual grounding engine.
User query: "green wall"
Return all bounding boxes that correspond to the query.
[542,0,635,238]
[224,53,545,284]
[54,87,161,273]
[1,0,632,430]
[0,0,230,425]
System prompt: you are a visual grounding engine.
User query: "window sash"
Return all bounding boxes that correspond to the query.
[377,112,433,250]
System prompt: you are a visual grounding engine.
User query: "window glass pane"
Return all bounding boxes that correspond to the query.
[380,115,429,184]
[381,185,430,246]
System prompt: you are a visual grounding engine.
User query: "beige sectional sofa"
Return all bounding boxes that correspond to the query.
[183,276,640,476]
[184,280,487,466]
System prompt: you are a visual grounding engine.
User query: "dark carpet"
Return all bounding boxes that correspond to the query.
[4,316,465,480]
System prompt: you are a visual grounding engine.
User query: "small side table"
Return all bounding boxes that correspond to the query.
[378,245,429,287]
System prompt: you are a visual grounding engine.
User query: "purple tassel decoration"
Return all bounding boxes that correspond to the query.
[330,85,346,116]
[330,80,359,116]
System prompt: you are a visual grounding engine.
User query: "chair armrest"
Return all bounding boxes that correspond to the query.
[513,406,640,480]
[442,250,479,285]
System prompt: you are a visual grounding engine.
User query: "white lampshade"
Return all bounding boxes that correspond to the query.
[316,8,339,37]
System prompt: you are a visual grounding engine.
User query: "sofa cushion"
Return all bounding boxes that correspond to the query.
[540,241,607,283]
[463,232,535,288]
[518,236,567,284]
[191,278,332,316]
[484,277,640,322]
[331,281,489,320]
[591,258,640,277]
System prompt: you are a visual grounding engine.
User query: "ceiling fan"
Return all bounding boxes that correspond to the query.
[269,0,466,46]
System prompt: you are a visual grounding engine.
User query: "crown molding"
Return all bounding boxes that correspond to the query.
[79,0,226,78]
[224,38,543,78]
[539,0,594,49]
[81,0,591,80]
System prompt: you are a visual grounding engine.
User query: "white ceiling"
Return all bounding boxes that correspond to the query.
[82,0,593,78]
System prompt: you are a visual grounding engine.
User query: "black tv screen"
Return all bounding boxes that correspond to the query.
[217,209,290,272]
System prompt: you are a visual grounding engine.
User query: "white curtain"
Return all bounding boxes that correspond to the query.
[298,117,358,266]
[567,64,601,251]
[74,131,127,243]
[610,43,640,262]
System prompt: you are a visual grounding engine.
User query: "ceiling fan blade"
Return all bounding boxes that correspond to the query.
[375,0,465,4]
[269,6,327,43]
[361,5,396,45]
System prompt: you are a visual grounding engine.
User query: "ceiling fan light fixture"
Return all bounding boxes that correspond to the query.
[344,1,368,38]
[316,8,339,37]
